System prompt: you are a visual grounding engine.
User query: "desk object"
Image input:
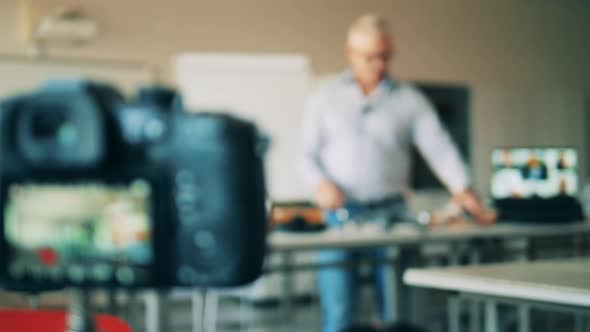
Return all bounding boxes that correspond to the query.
[269,202,324,232]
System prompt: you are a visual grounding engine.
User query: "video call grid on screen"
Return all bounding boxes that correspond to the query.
[491,148,578,199]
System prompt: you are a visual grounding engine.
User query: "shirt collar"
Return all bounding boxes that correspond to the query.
[340,68,396,93]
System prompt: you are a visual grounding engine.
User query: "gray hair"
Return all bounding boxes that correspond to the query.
[347,14,391,47]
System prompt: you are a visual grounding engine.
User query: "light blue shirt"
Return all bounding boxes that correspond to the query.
[300,71,470,202]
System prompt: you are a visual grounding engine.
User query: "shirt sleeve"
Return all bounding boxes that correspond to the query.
[299,92,328,191]
[411,90,471,194]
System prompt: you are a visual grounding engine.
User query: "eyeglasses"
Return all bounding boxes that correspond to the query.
[353,50,392,63]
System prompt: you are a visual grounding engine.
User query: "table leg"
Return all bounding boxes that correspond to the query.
[574,314,582,332]
[126,290,140,331]
[517,303,530,332]
[484,299,498,332]
[449,242,461,266]
[239,296,250,331]
[448,295,460,332]
[389,257,400,323]
[395,246,421,323]
[573,312,590,332]
[469,298,481,332]
[281,251,294,332]
[144,289,169,332]
[191,289,206,332]
[521,238,531,262]
[107,290,118,315]
[573,235,583,257]
[143,291,156,332]
[525,238,535,261]
[469,248,481,265]
[204,291,219,332]
[468,247,481,332]
[381,253,396,322]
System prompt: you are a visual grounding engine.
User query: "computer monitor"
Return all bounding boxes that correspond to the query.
[411,83,470,190]
[491,148,578,199]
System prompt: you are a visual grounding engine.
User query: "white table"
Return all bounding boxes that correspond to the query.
[143,220,590,332]
[268,220,590,251]
[404,259,590,332]
[269,221,590,322]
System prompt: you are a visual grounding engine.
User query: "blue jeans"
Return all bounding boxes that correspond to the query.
[318,199,403,332]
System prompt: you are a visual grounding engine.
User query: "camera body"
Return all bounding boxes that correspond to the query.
[0,81,267,290]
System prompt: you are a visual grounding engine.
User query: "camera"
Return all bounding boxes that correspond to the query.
[0,80,268,290]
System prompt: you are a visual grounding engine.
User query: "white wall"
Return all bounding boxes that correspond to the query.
[1,0,589,196]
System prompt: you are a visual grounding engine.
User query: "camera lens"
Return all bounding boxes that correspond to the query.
[31,107,77,146]
[31,107,65,139]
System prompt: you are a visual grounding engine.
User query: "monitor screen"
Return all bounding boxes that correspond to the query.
[411,83,470,190]
[3,180,153,284]
[491,148,578,199]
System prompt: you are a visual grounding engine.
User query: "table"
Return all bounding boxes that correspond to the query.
[267,220,590,332]
[143,220,590,332]
[404,259,590,332]
[268,220,590,251]
[268,221,590,323]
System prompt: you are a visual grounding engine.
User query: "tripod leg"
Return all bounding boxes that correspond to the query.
[66,288,96,332]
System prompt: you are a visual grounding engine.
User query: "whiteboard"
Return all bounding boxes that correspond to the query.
[0,55,154,99]
[175,53,313,201]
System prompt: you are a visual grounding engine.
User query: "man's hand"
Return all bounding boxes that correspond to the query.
[316,180,345,210]
[452,189,497,225]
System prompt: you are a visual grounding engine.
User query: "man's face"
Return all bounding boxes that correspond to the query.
[347,33,393,86]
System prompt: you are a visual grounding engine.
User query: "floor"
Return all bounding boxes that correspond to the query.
[1,286,587,332]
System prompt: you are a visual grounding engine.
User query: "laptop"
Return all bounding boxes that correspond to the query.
[491,148,584,222]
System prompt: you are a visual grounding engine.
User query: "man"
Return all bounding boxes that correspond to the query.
[300,14,495,332]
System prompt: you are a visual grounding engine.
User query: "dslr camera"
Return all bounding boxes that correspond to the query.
[0,80,267,290]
